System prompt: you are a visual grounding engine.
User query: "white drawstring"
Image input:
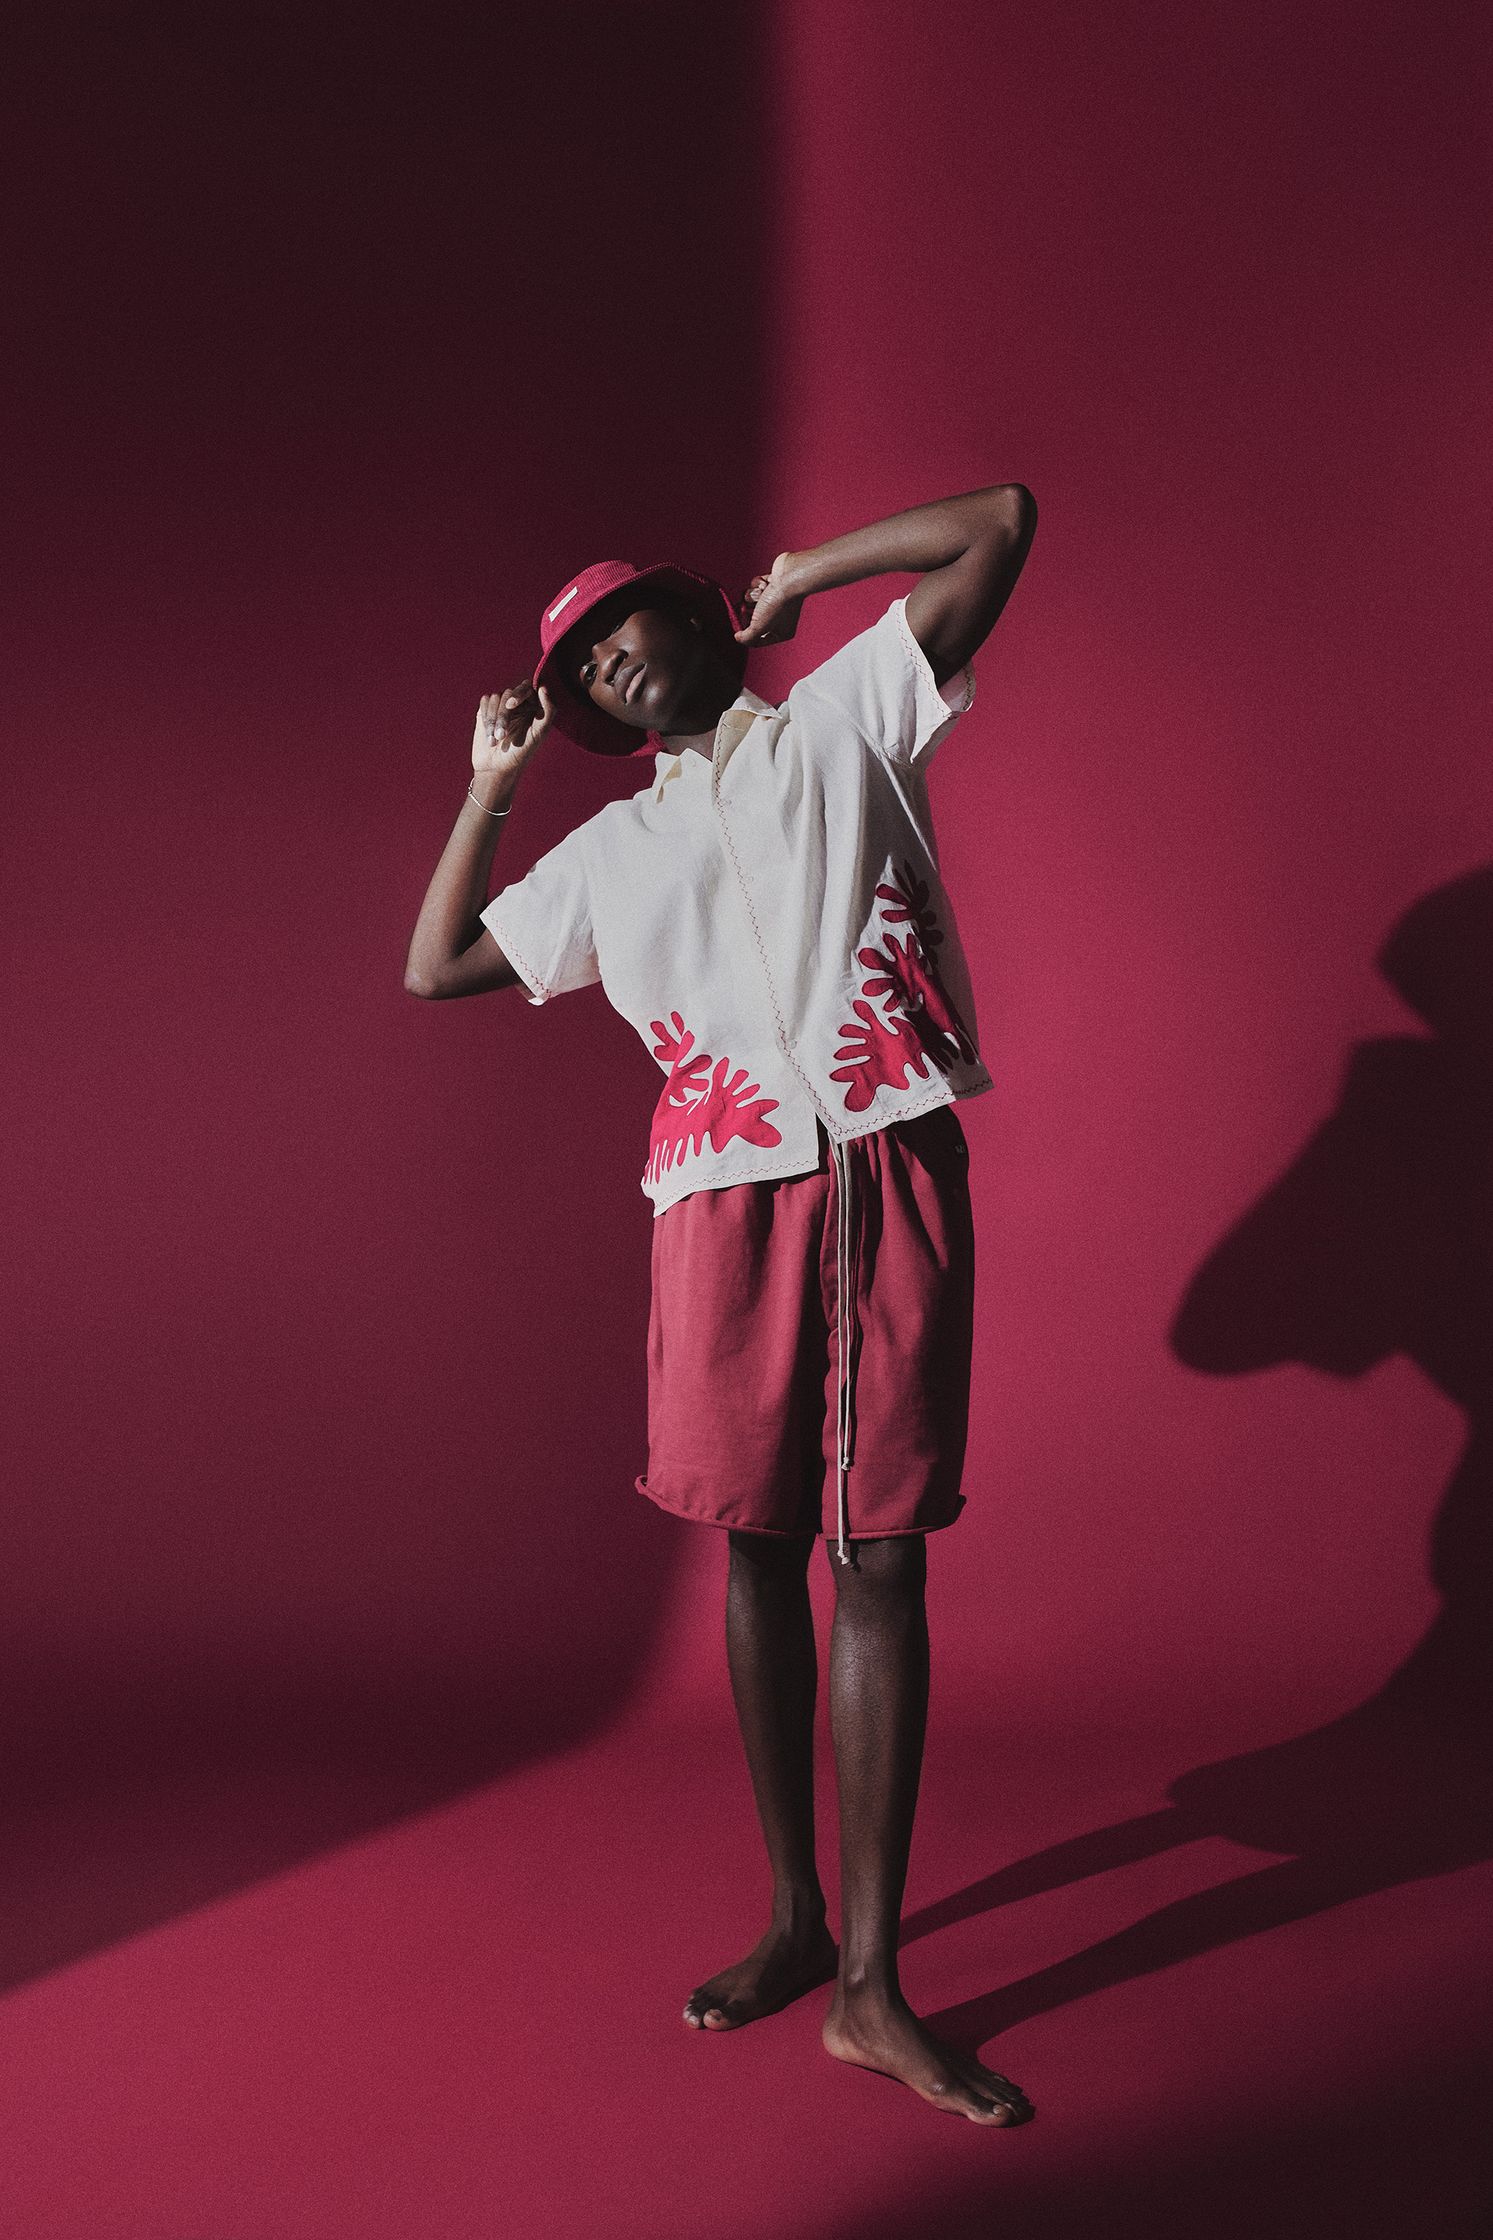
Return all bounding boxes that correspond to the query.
[831,1136,858,1564]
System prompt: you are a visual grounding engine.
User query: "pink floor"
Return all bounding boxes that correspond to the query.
[4,1627,1490,2238]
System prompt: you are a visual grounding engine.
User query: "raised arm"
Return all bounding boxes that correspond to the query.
[736,483,1037,689]
[404,680,553,1000]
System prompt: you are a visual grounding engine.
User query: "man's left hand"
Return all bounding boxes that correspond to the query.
[735,551,805,645]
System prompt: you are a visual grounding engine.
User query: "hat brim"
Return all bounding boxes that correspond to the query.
[535,565,746,757]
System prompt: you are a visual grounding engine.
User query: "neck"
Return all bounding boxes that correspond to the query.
[663,725,721,760]
[659,682,744,760]
[658,645,746,757]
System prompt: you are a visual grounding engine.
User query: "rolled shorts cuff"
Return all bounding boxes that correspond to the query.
[634,1473,966,1539]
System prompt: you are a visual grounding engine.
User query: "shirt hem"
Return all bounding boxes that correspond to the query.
[827,1071,992,1146]
[893,594,977,726]
[642,1072,992,1215]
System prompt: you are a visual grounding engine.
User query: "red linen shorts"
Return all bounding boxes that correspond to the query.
[634,1102,975,1541]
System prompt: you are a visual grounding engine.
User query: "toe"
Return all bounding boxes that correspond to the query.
[951,2057,1030,2124]
[988,2089,1032,2124]
[988,2080,1033,2120]
[966,2057,1032,2118]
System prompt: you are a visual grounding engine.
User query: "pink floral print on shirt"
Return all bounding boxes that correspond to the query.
[646,1011,783,1185]
[831,861,978,1113]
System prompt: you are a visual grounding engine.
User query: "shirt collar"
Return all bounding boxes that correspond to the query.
[652,685,778,784]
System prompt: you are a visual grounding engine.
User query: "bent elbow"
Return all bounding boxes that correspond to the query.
[1003,483,1037,539]
[404,965,440,1000]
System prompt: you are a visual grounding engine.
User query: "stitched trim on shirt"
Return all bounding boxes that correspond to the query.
[893,595,976,724]
[478,909,553,1004]
[843,1073,993,1139]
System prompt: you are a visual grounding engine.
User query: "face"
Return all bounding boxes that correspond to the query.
[561,591,720,735]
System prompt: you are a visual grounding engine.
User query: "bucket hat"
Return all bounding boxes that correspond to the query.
[533,560,745,756]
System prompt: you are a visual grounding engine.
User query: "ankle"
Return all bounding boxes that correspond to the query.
[835,1961,902,2006]
[771,1887,829,1935]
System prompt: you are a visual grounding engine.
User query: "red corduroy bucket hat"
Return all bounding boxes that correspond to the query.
[533,560,745,757]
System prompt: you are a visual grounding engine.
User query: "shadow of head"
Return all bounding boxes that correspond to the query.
[1167,861,1493,1736]
[1170,862,1493,1397]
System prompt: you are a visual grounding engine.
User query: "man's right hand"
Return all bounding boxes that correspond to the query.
[473,679,554,781]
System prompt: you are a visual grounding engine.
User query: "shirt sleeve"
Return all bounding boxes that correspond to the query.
[478,824,600,1007]
[792,594,976,771]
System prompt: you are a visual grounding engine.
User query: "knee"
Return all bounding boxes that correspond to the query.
[728,1528,814,1589]
[828,1534,927,1608]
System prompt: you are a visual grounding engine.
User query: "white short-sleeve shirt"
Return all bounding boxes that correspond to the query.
[480,595,993,1216]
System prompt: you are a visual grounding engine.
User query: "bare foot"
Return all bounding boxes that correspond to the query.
[822,1987,1034,2126]
[683,1917,840,2031]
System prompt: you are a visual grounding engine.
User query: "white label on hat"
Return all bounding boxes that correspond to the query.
[547,586,582,624]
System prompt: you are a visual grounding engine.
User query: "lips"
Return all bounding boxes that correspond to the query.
[622,660,647,704]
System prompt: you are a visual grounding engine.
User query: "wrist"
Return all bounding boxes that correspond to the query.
[781,548,818,601]
[467,765,517,813]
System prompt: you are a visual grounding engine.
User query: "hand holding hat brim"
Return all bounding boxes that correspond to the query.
[734,552,805,645]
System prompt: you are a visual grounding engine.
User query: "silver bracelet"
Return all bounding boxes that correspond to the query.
[467,780,512,818]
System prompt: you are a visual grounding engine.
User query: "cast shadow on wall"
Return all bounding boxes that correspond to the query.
[911,865,1493,2045]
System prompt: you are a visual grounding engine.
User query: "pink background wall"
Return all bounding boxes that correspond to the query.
[3,7,774,1962]
[663,0,1492,1740]
[6,0,1490,1962]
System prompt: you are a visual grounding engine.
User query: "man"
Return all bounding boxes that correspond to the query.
[405,483,1038,2125]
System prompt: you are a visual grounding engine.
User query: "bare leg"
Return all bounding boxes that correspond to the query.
[821,1535,1032,2126]
[683,1528,839,2029]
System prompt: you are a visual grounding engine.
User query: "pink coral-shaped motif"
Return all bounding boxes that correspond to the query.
[856,928,979,1070]
[832,996,937,1114]
[875,863,945,951]
[646,1010,782,1186]
[830,860,977,1113]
